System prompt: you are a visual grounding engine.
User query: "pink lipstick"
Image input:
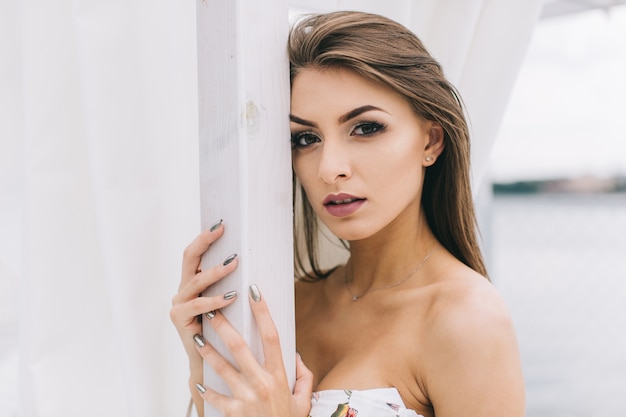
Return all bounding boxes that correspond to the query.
[323,193,366,217]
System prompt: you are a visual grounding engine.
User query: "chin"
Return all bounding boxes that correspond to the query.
[322,221,380,243]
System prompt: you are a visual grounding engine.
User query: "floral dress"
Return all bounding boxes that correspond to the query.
[308,388,423,417]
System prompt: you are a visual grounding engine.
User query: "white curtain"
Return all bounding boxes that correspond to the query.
[0,1,543,416]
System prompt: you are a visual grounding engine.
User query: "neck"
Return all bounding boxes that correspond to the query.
[345,208,438,297]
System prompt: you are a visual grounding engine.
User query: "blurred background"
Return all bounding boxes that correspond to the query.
[485,2,626,416]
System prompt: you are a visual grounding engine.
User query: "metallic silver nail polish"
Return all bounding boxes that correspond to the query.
[193,334,206,347]
[223,253,237,266]
[209,219,223,232]
[223,290,237,300]
[196,383,207,394]
[249,284,261,302]
[205,310,216,320]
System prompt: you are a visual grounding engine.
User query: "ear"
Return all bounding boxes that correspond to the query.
[423,121,445,167]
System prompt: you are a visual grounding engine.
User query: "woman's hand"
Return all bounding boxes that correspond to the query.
[169,220,240,414]
[193,284,313,417]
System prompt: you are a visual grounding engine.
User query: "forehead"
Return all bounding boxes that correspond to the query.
[290,67,408,117]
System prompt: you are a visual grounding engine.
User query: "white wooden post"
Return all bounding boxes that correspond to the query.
[196,1,293,415]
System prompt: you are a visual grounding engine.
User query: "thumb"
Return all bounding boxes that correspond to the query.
[293,352,314,413]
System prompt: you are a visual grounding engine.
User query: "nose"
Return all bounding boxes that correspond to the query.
[318,140,352,184]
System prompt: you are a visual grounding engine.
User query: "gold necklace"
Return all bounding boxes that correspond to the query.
[344,246,436,301]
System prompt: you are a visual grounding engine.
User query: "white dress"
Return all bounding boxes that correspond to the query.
[309,388,423,417]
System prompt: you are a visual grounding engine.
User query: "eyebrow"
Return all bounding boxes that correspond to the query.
[289,114,317,127]
[289,105,387,128]
[338,105,386,123]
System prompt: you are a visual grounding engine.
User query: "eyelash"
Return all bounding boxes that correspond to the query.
[290,131,320,149]
[351,121,386,136]
[290,121,387,150]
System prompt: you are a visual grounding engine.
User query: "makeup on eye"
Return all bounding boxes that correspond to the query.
[290,131,321,149]
[350,121,387,136]
[289,103,390,150]
[290,120,386,150]
[290,120,387,150]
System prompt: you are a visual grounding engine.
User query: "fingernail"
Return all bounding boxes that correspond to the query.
[209,219,223,232]
[249,284,261,302]
[205,310,216,320]
[223,253,237,266]
[193,334,206,347]
[223,290,237,300]
[196,383,207,394]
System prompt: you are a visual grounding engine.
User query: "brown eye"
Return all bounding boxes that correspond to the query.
[291,132,321,149]
[352,122,385,136]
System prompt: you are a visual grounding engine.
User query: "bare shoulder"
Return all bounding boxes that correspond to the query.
[427,267,512,332]
[417,264,525,416]
[421,266,517,375]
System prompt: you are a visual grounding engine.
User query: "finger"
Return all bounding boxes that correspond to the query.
[175,254,238,303]
[248,284,286,373]
[193,331,247,393]
[181,220,224,282]
[204,310,263,381]
[194,381,235,414]
[293,353,314,412]
[170,291,238,330]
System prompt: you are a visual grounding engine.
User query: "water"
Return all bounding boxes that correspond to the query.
[489,193,626,417]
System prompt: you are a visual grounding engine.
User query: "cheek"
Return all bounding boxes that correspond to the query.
[372,145,424,199]
[370,140,421,178]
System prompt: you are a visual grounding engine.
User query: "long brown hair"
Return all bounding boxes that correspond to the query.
[289,11,487,279]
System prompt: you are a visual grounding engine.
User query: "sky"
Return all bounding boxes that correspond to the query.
[488,5,626,182]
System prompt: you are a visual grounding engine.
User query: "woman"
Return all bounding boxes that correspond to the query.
[170,11,525,417]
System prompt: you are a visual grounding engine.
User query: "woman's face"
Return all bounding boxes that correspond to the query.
[290,67,442,241]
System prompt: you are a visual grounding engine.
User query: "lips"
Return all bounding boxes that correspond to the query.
[323,193,366,217]
[323,193,364,205]
[326,197,362,205]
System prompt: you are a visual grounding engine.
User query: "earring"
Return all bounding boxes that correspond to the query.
[425,156,434,162]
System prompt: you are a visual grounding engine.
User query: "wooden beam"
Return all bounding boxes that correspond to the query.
[196,1,293,415]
